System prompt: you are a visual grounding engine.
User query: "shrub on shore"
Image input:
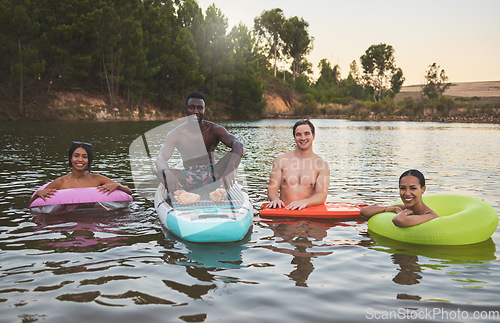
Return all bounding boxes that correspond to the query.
[295,95,499,123]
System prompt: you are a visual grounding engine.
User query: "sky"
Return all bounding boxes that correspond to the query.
[196,0,500,86]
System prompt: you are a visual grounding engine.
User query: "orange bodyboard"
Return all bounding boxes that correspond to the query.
[260,202,368,219]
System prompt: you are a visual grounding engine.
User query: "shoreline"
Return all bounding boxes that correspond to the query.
[262,115,500,124]
[2,114,498,124]
[2,80,499,124]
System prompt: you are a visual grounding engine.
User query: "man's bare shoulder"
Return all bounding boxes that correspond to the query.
[312,153,330,169]
[166,123,198,141]
[204,120,216,127]
[271,152,294,168]
[206,121,226,134]
[166,124,183,138]
[274,151,295,161]
[312,153,328,163]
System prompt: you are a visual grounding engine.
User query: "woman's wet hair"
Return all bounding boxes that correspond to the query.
[68,141,93,171]
[399,169,425,187]
[293,119,315,136]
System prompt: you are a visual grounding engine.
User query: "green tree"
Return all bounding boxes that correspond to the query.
[349,60,361,84]
[118,1,149,108]
[229,23,264,117]
[281,16,313,80]
[38,0,102,93]
[140,0,175,103]
[167,27,203,96]
[360,43,403,102]
[313,59,340,103]
[160,0,204,100]
[342,60,366,99]
[2,0,45,115]
[254,8,285,77]
[177,0,204,31]
[199,4,234,103]
[97,0,166,109]
[98,0,123,109]
[389,67,405,98]
[422,63,451,99]
[316,59,340,86]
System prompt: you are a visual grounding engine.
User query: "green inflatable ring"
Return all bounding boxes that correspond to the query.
[367,194,498,245]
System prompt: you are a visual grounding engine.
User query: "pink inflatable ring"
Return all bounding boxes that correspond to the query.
[29,184,133,214]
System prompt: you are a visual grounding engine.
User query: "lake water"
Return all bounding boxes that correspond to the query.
[1,119,499,322]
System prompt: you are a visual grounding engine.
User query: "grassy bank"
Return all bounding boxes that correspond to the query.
[2,82,499,124]
[290,97,500,123]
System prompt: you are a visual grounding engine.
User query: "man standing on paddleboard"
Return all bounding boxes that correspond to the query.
[267,119,330,210]
[156,91,244,204]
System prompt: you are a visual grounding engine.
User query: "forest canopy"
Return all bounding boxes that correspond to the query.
[4,0,455,120]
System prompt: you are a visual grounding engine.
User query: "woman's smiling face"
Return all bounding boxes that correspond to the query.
[399,174,426,208]
[71,147,89,171]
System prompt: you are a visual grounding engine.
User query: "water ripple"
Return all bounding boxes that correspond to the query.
[0,120,499,321]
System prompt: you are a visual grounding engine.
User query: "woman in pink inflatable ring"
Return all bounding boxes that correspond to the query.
[29,141,132,205]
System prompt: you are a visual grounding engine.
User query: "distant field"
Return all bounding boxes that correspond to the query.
[396,81,500,101]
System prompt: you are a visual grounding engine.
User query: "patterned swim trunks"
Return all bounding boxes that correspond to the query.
[180,164,218,189]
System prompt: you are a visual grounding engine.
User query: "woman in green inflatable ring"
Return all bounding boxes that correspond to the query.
[361,169,438,227]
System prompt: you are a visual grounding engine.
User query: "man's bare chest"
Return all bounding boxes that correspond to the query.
[281,163,317,187]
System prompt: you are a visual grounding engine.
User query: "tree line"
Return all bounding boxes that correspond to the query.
[2,0,452,119]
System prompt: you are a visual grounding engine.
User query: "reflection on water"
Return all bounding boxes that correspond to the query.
[391,254,422,286]
[369,232,497,262]
[165,228,251,269]
[30,211,133,251]
[260,218,365,287]
[0,120,499,321]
